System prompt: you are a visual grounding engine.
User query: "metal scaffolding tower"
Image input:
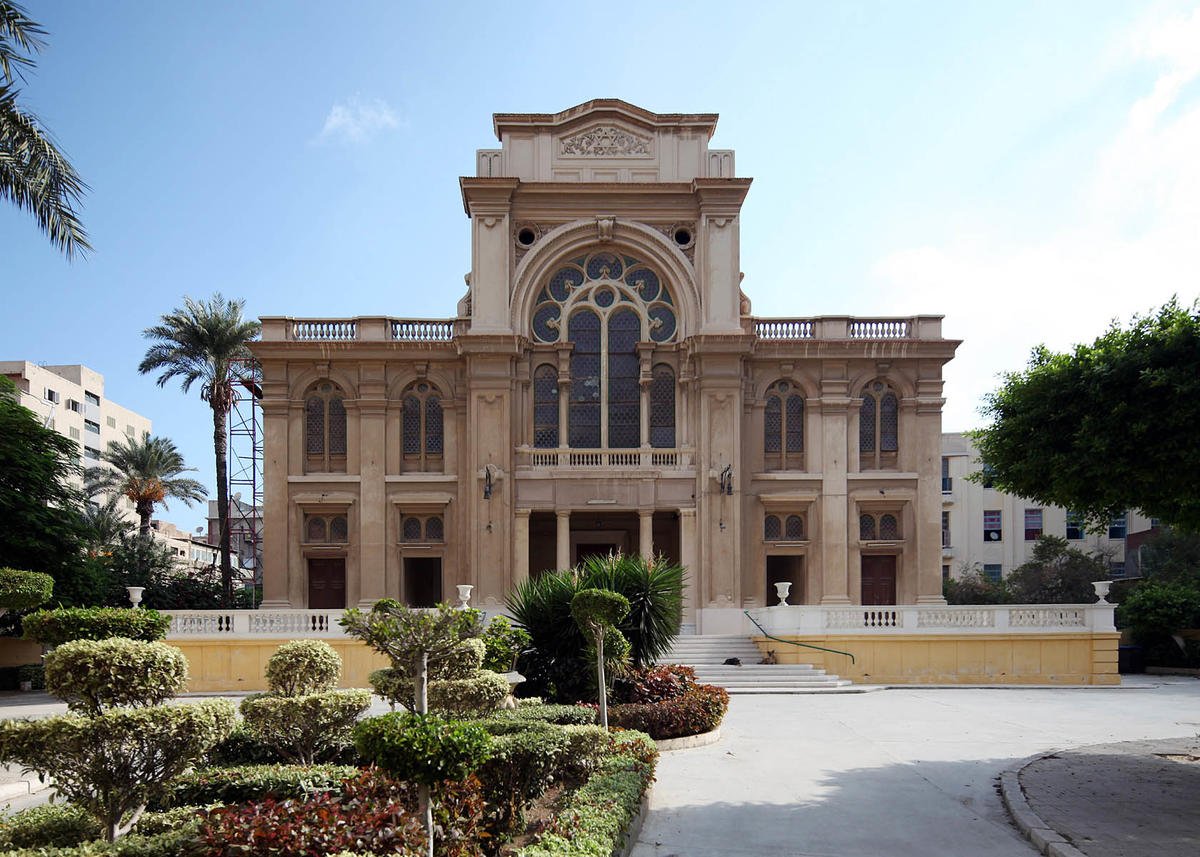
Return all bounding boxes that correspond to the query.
[226,357,263,603]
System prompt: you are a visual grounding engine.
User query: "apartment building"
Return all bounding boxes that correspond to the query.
[940,432,1154,581]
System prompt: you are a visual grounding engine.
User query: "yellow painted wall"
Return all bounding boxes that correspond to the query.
[0,638,45,667]
[752,633,1121,685]
[170,639,392,693]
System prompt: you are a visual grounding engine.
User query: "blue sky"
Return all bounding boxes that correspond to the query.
[3,1,1199,531]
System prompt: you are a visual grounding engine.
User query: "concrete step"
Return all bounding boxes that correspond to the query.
[659,634,854,693]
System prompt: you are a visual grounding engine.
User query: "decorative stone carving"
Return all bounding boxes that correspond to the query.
[560,125,653,158]
[596,216,615,242]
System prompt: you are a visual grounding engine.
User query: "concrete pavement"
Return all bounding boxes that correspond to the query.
[631,676,1200,857]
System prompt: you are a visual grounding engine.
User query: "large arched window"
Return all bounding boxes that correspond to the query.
[859,381,899,469]
[763,380,804,470]
[532,249,678,449]
[402,382,444,472]
[532,365,559,448]
[305,381,347,472]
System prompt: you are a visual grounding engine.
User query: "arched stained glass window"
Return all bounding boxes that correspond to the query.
[764,381,804,470]
[401,382,444,472]
[306,516,327,543]
[533,365,559,448]
[330,516,348,542]
[764,515,781,541]
[880,514,899,540]
[785,515,804,540]
[607,309,640,448]
[649,365,676,449]
[786,396,804,453]
[860,381,899,469]
[568,311,601,448]
[304,382,347,473]
[764,396,782,454]
[859,514,877,541]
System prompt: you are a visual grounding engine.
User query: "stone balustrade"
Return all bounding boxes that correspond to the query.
[518,446,693,469]
[745,603,1116,636]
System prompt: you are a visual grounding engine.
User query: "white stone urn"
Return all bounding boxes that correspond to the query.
[456,584,474,610]
[126,586,145,609]
[773,581,792,606]
[1092,580,1112,605]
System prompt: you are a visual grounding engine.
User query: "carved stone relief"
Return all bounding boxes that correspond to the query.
[560,125,653,158]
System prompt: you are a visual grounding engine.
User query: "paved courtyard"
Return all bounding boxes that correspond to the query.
[632,677,1200,857]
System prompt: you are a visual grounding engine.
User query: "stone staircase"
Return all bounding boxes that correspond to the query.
[658,634,858,693]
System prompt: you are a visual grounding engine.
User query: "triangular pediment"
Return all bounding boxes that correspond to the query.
[492,99,718,141]
[559,123,654,158]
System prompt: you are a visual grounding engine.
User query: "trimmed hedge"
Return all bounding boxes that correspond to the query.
[152,763,359,810]
[475,720,569,835]
[488,704,596,727]
[263,640,341,696]
[607,684,729,740]
[519,731,657,857]
[204,722,279,766]
[0,569,54,612]
[240,690,371,765]
[43,639,188,714]
[428,670,509,717]
[0,804,204,852]
[22,608,171,646]
[353,712,492,786]
[0,823,206,856]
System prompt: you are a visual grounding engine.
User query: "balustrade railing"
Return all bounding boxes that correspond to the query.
[164,610,347,638]
[849,319,910,338]
[391,319,455,342]
[521,447,691,469]
[745,603,1113,636]
[754,318,815,340]
[292,320,357,341]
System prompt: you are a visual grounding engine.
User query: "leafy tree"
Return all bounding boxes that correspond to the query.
[77,496,132,557]
[974,299,1200,532]
[85,432,206,535]
[1005,536,1109,604]
[571,588,630,730]
[943,563,1009,605]
[0,1,90,258]
[0,376,88,601]
[139,294,261,605]
[1136,528,1200,584]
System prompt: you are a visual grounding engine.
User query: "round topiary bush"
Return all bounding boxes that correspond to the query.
[44,638,188,714]
[436,637,486,680]
[427,670,509,718]
[240,689,372,765]
[22,607,171,645]
[0,568,54,614]
[264,640,342,696]
[353,712,492,786]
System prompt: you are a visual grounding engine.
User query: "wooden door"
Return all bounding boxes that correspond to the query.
[861,555,897,605]
[307,558,346,609]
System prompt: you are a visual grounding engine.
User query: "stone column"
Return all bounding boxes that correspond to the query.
[915,384,948,604]
[556,510,571,572]
[356,396,387,608]
[639,510,654,560]
[678,508,698,626]
[513,508,531,587]
[259,395,291,608]
[819,372,853,604]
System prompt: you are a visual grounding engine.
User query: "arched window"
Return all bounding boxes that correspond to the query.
[785,515,804,540]
[533,365,559,448]
[329,516,348,542]
[402,517,422,542]
[649,365,676,449]
[306,516,327,543]
[764,515,782,541]
[425,516,444,542]
[533,249,678,449]
[859,514,877,541]
[880,514,899,540]
[859,381,899,469]
[305,381,347,473]
[402,382,444,472]
[764,381,804,470]
[304,513,348,544]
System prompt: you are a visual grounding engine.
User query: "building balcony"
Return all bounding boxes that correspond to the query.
[515,446,694,470]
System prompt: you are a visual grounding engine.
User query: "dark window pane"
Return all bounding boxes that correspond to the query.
[880,393,898,452]
[533,365,559,448]
[860,514,876,540]
[425,516,444,541]
[569,311,601,448]
[402,517,422,541]
[425,396,443,454]
[330,516,348,542]
[649,366,675,448]
[785,515,804,540]
[306,516,327,542]
[532,303,561,342]
[764,396,782,453]
[859,393,876,453]
[305,398,324,454]
[328,398,346,455]
[764,515,781,541]
[403,396,421,454]
[786,395,804,453]
[607,310,641,448]
[880,514,899,539]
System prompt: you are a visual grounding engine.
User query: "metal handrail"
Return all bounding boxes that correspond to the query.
[743,610,856,665]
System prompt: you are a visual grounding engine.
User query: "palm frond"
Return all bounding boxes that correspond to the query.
[0,1,46,84]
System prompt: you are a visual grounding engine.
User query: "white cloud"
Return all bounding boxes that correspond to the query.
[871,6,1200,432]
[315,95,401,145]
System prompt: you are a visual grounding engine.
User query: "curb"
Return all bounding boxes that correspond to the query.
[655,727,721,751]
[999,752,1088,857]
[615,786,652,857]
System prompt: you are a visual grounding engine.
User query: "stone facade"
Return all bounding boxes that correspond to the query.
[253,100,960,632]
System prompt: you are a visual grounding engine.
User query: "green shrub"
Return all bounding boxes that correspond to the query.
[476,720,569,836]
[240,689,370,765]
[607,684,730,740]
[613,664,694,704]
[437,637,486,679]
[353,712,492,786]
[368,666,411,708]
[0,822,206,856]
[519,730,657,857]
[44,639,188,714]
[263,640,341,696]
[0,568,54,613]
[0,804,99,849]
[489,704,597,726]
[428,670,509,717]
[0,699,236,842]
[22,608,171,646]
[204,721,279,766]
[1117,580,1200,634]
[481,616,531,673]
[558,725,612,781]
[153,763,358,810]
[17,664,44,691]
[516,696,544,707]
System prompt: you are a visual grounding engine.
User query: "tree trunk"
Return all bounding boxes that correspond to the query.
[135,498,153,536]
[597,630,608,730]
[212,402,234,606]
[416,651,428,715]
[416,650,432,856]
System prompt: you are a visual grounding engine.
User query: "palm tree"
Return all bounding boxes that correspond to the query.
[78,496,133,557]
[139,294,261,605]
[85,433,207,535]
[1,1,91,259]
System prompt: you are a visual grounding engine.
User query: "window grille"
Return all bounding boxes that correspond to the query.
[785,515,803,540]
[402,517,422,541]
[764,515,781,541]
[533,365,560,448]
[306,516,327,542]
[860,514,877,540]
[880,514,899,540]
[764,396,782,454]
[304,382,347,472]
[329,516,348,542]
[860,381,899,469]
[426,516,444,541]
[649,365,676,448]
[401,383,445,472]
